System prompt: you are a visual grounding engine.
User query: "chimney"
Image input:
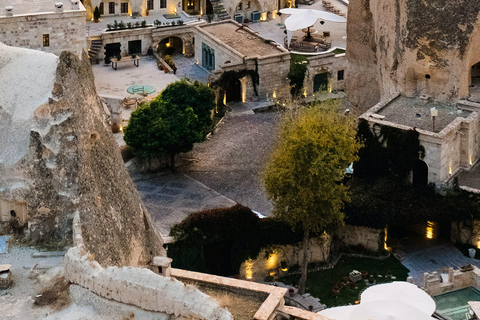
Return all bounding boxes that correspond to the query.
[55,2,63,12]
[5,6,13,16]
[70,0,79,10]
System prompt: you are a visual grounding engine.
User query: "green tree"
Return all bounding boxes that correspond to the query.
[124,81,215,170]
[263,100,361,294]
[93,6,101,21]
[160,80,216,137]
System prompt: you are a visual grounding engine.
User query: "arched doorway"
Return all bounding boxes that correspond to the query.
[470,61,480,101]
[225,78,242,102]
[412,160,428,187]
[314,72,330,92]
[157,36,184,56]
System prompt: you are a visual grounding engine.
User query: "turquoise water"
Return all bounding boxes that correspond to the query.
[127,85,156,95]
[434,287,480,320]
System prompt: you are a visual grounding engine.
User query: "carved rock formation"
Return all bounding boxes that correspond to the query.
[347,0,480,112]
[0,44,164,267]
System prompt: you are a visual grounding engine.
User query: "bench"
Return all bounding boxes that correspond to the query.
[110,56,141,70]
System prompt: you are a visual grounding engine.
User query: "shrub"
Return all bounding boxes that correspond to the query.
[178,19,184,25]
[113,20,119,29]
[106,24,112,30]
[118,21,126,29]
[93,6,101,21]
[135,21,140,27]
[141,20,147,27]
[127,22,132,29]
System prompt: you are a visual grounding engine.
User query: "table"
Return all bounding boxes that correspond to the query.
[110,56,141,70]
[302,27,316,41]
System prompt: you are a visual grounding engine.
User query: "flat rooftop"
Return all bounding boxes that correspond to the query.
[200,21,285,57]
[0,0,85,17]
[376,96,471,132]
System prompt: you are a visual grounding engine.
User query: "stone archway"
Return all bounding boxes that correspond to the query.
[153,31,195,58]
[158,36,184,56]
[469,61,480,102]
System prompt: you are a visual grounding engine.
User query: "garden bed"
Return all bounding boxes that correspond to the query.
[280,256,409,307]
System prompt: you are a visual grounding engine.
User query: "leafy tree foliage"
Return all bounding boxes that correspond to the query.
[263,100,361,293]
[124,80,215,169]
[288,54,309,97]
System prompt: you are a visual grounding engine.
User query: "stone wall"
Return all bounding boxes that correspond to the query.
[238,235,331,282]
[65,212,233,320]
[305,52,348,96]
[423,266,480,297]
[335,224,382,252]
[0,11,86,56]
[347,0,480,113]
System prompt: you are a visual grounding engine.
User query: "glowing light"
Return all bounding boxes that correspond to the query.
[200,9,203,15]
[281,267,288,272]
[272,90,277,99]
[245,259,253,279]
[426,221,434,239]
[384,227,388,250]
[119,126,123,132]
[266,252,277,269]
[260,12,267,21]
[223,93,226,105]
[166,42,171,47]
[470,156,473,166]
[303,88,307,97]
[449,166,452,175]
[272,10,277,19]
[269,271,276,276]
[477,238,480,249]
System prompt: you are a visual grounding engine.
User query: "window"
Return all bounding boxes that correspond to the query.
[202,43,215,71]
[121,2,128,13]
[246,1,250,9]
[237,2,242,10]
[187,0,194,9]
[43,34,49,47]
[160,0,167,8]
[108,1,115,14]
[147,0,153,10]
[99,2,104,14]
[337,70,344,81]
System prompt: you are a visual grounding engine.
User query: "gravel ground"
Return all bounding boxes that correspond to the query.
[180,112,280,216]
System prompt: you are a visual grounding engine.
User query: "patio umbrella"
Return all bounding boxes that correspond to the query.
[350,300,433,320]
[360,282,436,316]
[318,305,356,320]
[279,8,347,47]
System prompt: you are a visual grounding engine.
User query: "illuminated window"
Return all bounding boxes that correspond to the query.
[43,34,49,47]
[187,0,194,9]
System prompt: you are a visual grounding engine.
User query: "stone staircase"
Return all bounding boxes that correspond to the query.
[88,38,103,63]
[210,0,231,21]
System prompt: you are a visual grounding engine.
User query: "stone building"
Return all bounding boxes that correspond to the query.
[84,0,179,19]
[348,0,480,184]
[194,20,291,101]
[0,0,87,55]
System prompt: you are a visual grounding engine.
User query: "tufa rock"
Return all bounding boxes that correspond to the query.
[0,44,165,267]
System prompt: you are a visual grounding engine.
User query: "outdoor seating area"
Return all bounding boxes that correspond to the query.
[322,0,346,17]
[284,33,332,52]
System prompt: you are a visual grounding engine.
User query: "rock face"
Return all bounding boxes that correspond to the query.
[0,44,164,267]
[347,0,480,112]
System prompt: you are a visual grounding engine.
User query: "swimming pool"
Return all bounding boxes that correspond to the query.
[434,287,480,320]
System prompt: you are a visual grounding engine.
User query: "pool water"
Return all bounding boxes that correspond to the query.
[434,287,480,320]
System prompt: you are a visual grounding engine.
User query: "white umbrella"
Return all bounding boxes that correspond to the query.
[279,9,347,47]
[350,300,433,320]
[360,282,436,316]
[318,305,357,320]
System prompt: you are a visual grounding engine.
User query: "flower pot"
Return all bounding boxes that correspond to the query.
[469,248,476,258]
[288,288,295,297]
[361,270,368,279]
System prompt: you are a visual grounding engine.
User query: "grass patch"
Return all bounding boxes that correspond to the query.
[332,48,346,54]
[280,255,410,307]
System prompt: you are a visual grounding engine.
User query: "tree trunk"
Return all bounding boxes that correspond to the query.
[298,229,309,294]
[170,153,175,171]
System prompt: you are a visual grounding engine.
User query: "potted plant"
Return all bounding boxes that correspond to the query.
[93,6,101,22]
[361,270,368,279]
[288,288,295,297]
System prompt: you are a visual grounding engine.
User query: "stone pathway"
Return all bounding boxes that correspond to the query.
[400,244,480,286]
[171,54,209,84]
[133,172,235,239]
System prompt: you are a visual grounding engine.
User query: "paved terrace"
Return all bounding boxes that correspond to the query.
[0,0,84,16]
[376,96,471,133]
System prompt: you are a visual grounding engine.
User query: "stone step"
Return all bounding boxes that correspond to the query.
[32,251,67,258]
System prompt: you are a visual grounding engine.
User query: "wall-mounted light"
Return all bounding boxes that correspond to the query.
[272,90,277,99]
[470,156,473,166]
[426,221,434,239]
